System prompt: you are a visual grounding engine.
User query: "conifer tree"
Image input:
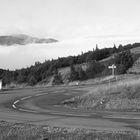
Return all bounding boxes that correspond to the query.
[52,68,63,85]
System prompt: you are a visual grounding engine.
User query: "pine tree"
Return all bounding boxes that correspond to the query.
[86,60,104,78]
[78,67,87,80]
[115,50,134,74]
[52,68,63,85]
[95,44,99,51]
[28,75,37,86]
[69,63,79,81]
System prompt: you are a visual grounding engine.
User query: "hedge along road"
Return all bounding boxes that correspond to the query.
[0,85,140,132]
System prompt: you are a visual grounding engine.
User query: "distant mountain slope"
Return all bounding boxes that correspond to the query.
[0,34,58,46]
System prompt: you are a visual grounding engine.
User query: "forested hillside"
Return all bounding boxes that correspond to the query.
[0,43,139,87]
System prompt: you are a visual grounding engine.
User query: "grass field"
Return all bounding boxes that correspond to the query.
[0,121,138,140]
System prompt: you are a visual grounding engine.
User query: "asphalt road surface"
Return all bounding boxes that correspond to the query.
[0,85,140,133]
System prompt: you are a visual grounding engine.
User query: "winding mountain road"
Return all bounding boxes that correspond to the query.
[0,85,140,132]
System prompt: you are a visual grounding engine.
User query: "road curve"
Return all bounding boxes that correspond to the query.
[0,85,140,132]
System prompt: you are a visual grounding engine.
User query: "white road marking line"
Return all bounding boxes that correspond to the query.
[18,108,37,113]
[14,100,19,104]
[34,94,40,97]
[21,96,32,100]
[34,94,42,97]
[12,104,16,109]
[12,93,49,112]
[48,111,89,117]
[12,92,89,116]
[34,93,48,96]
[105,116,140,120]
[53,90,65,93]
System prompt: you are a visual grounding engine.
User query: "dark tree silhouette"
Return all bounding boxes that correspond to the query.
[52,68,63,85]
[115,50,134,74]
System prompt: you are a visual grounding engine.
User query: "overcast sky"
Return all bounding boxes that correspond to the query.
[0,0,140,69]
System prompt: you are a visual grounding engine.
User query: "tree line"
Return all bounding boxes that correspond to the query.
[0,43,137,86]
[69,50,134,81]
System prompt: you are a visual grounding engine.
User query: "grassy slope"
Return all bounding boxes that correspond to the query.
[61,74,140,111]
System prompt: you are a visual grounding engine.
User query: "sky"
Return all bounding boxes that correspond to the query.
[0,0,140,69]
